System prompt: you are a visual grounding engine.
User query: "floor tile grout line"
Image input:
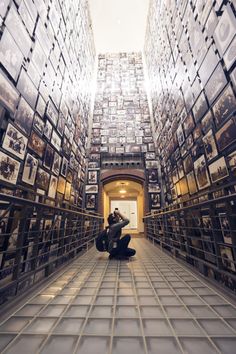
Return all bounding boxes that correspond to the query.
[108,258,120,354]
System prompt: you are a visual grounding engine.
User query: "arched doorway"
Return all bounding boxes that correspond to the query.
[102,178,145,235]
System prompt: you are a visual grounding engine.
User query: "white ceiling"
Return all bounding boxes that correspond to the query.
[88,0,150,54]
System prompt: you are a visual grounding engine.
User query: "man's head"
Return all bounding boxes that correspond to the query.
[107,212,119,225]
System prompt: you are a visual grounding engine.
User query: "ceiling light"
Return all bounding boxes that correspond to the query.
[119,189,126,194]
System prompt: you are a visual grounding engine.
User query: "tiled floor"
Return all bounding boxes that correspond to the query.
[0,238,236,354]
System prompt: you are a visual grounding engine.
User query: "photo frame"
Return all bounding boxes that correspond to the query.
[194,155,211,190]
[85,185,98,194]
[220,245,236,272]
[0,151,20,185]
[186,171,198,195]
[227,150,236,176]
[51,130,61,152]
[0,69,19,114]
[36,167,50,191]
[202,129,218,161]
[219,213,232,245]
[2,123,28,160]
[14,97,34,136]
[61,157,68,177]
[48,175,58,199]
[28,130,46,158]
[52,152,62,176]
[208,156,229,183]
[33,113,45,135]
[43,144,54,170]
[88,170,98,184]
[212,84,236,127]
[22,153,38,186]
[150,193,160,208]
[86,194,96,209]
[57,176,66,194]
[215,118,236,152]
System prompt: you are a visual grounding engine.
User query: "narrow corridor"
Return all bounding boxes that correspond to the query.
[0,239,236,354]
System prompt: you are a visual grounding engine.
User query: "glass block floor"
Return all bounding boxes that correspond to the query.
[0,238,236,354]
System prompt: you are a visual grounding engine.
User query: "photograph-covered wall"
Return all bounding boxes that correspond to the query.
[0,0,96,207]
[86,52,160,212]
[144,0,236,287]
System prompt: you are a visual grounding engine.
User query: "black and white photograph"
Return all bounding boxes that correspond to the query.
[205,63,228,105]
[227,150,236,175]
[14,97,34,136]
[46,100,58,127]
[220,245,236,272]
[51,130,61,152]
[148,184,160,193]
[88,170,98,184]
[215,118,236,152]
[146,160,158,169]
[57,176,66,194]
[179,177,189,195]
[186,171,198,195]
[219,213,232,244]
[44,120,53,140]
[2,123,28,160]
[213,84,236,127]
[22,153,38,186]
[201,110,214,134]
[48,175,58,199]
[86,194,96,209]
[64,182,72,200]
[223,35,236,71]
[192,92,208,123]
[183,113,195,137]
[194,155,211,190]
[61,157,68,177]
[85,185,98,194]
[28,130,46,158]
[52,152,62,176]
[176,124,185,146]
[33,113,45,135]
[203,129,218,161]
[43,144,54,170]
[36,167,50,191]
[150,193,160,208]
[209,156,229,183]
[147,169,158,183]
[183,154,193,174]
[0,151,20,185]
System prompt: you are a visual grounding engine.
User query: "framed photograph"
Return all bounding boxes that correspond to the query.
[219,213,232,245]
[36,167,50,191]
[48,175,58,199]
[223,36,236,71]
[220,245,236,272]
[183,113,195,137]
[194,155,211,190]
[33,113,45,135]
[2,123,28,160]
[0,69,19,114]
[64,182,71,200]
[86,194,96,209]
[148,184,160,193]
[187,171,198,195]
[44,120,53,140]
[43,144,54,170]
[61,157,68,177]
[88,161,100,169]
[192,92,208,123]
[150,193,160,208]
[0,151,20,185]
[213,4,236,56]
[57,113,65,136]
[46,100,58,127]
[85,185,98,194]
[215,118,236,152]
[146,160,158,169]
[205,63,227,105]
[183,154,193,174]
[227,150,236,176]
[146,152,156,160]
[17,68,38,108]
[209,156,229,183]
[201,110,214,134]
[52,152,62,176]
[147,169,158,183]
[57,176,66,194]
[176,124,185,146]
[202,129,218,161]
[28,130,46,158]
[22,153,38,185]
[179,177,189,195]
[14,97,34,136]
[88,170,98,184]
[212,84,236,127]
[51,130,61,152]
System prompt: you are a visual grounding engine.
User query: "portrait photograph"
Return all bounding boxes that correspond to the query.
[201,110,214,134]
[227,150,236,176]
[46,100,58,127]
[213,84,236,127]
[64,182,72,200]
[43,144,54,170]
[85,185,98,194]
[0,151,20,185]
[57,113,65,136]
[86,194,96,209]
[150,193,160,208]
[192,91,208,123]
[147,169,158,183]
[208,156,229,183]
[61,157,68,177]
[14,96,34,136]
[215,118,236,152]
[28,130,46,158]
[146,152,156,160]
[187,171,198,195]
[51,130,61,152]
[205,63,228,105]
[22,153,38,186]
[183,154,193,174]
[52,152,62,176]
[2,123,28,160]
[220,245,236,272]
[57,176,66,194]
[44,120,53,140]
[36,167,50,191]
[219,213,232,245]
[88,170,98,184]
[176,124,185,146]
[194,155,211,190]
[203,129,218,161]
[48,175,58,199]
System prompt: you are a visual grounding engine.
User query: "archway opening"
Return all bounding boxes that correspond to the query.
[102,179,145,235]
